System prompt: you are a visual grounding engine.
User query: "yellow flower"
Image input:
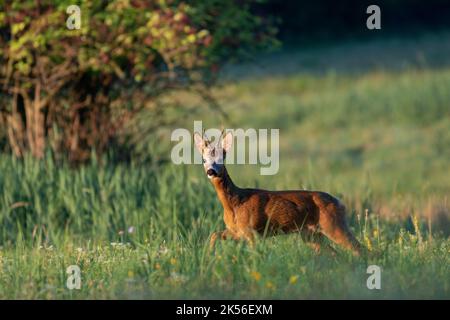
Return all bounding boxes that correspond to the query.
[250,271,261,282]
[265,281,275,289]
[155,263,161,270]
[412,215,420,234]
[373,229,379,238]
[128,270,134,278]
[289,275,299,285]
[170,258,177,265]
[364,235,373,251]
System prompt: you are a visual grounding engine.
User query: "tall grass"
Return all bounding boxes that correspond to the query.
[0,155,448,299]
[0,33,449,299]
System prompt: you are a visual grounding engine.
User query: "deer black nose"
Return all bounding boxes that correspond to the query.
[207,169,217,177]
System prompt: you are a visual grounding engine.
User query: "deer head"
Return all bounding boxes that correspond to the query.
[194,130,233,179]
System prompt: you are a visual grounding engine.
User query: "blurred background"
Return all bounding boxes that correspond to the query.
[1,0,450,234]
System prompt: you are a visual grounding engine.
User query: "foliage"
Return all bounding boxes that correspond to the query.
[0,0,277,163]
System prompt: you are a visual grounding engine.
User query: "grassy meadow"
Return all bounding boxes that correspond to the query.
[0,33,449,299]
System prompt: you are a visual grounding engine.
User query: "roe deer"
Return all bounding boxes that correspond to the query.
[194,131,363,256]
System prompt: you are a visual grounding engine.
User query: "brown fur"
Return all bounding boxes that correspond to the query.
[194,131,362,255]
[209,167,362,255]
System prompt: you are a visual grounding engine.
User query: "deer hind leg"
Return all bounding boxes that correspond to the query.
[301,230,337,255]
[319,205,363,256]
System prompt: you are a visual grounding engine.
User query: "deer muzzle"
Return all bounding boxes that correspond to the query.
[207,168,218,178]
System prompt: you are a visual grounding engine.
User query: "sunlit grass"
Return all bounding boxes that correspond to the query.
[0,158,448,299]
[0,33,450,299]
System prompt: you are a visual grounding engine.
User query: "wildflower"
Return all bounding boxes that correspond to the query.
[412,215,423,245]
[128,270,134,278]
[265,281,275,289]
[250,271,261,282]
[155,263,161,270]
[412,215,420,233]
[170,258,177,265]
[364,235,373,251]
[111,242,125,249]
[289,275,299,285]
[170,272,188,283]
[118,230,124,236]
[76,247,83,253]
[128,226,135,234]
[398,229,405,247]
[158,245,169,255]
[373,229,379,238]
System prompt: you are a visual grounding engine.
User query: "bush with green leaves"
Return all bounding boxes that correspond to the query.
[0,0,277,163]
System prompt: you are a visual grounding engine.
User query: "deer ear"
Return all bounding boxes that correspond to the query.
[221,131,233,153]
[194,132,204,153]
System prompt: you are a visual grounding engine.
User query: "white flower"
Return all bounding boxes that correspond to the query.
[170,272,188,283]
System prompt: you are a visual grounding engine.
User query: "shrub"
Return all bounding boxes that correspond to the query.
[0,0,277,163]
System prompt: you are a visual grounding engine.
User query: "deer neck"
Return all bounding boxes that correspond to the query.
[211,167,242,212]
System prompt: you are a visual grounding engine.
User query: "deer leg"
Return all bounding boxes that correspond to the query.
[209,229,234,250]
[241,230,257,247]
[301,230,337,255]
[319,207,363,256]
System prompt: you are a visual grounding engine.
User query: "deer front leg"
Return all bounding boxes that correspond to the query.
[209,229,234,250]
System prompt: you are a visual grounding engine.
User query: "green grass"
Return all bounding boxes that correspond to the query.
[0,158,448,299]
[0,33,450,299]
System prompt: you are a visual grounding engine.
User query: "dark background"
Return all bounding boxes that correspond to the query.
[261,0,450,43]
